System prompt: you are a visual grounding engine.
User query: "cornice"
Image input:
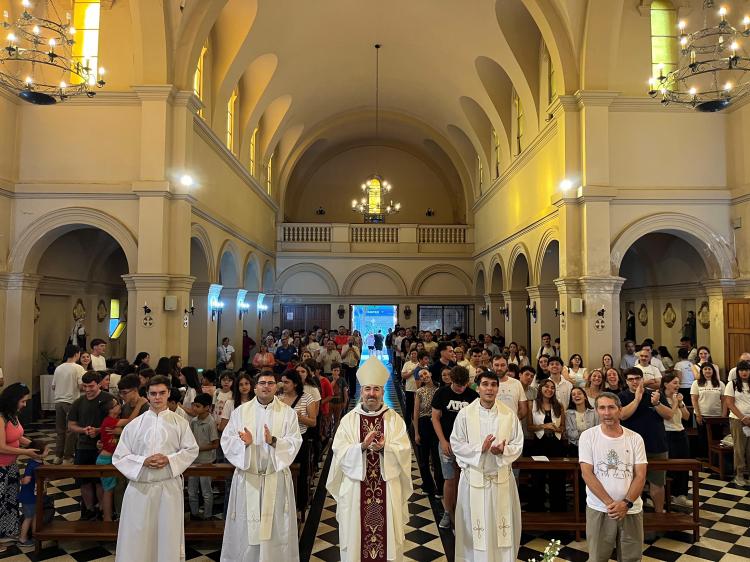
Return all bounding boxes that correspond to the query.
[121,274,174,291]
[574,90,620,108]
[610,96,694,113]
[0,273,43,290]
[276,252,474,262]
[472,210,558,260]
[191,205,275,259]
[132,85,177,103]
[63,90,141,106]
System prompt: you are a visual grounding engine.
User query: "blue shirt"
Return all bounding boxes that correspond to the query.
[18,460,41,505]
[275,345,296,364]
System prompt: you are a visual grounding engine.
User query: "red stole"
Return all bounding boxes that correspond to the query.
[359,411,387,561]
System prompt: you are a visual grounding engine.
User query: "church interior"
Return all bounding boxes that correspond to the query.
[1,0,750,560]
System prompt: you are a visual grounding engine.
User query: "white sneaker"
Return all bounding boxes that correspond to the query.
[438,511,452,529]
[673,495,691,507]
[733,475,748,487]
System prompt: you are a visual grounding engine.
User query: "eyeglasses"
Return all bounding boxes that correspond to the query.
[256,381,276,387]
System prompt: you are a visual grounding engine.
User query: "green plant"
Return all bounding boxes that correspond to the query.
[528,539,562,562]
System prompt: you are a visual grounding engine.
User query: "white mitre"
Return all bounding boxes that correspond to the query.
[356,356,390,388]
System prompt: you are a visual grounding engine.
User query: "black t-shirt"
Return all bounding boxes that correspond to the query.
[430,385,478,440]
[68,391,115,450]
[429,360,456,386]
[618,389,668,454]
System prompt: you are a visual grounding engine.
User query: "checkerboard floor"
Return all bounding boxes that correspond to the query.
[8,381,750,561]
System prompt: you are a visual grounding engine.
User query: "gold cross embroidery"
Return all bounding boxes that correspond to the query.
[473,519,484,539]
[498,517,510,537]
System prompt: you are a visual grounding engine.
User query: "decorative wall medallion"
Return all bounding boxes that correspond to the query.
[142,315,154,328]
[96,300,107,322]
[72,299,86,322]
[698,301,710,329]
[183,314,189,328]
[34,298,40,323]
[638,304,648,326]
[662,303,676,328]
[594,318,606,332]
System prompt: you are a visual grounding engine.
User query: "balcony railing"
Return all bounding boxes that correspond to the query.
[277,223,472,253]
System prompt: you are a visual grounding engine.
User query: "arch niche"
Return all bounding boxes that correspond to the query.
[509,248,531,349]
[189,231,213,368]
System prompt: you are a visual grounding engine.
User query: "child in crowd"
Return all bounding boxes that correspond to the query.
[330,362,349,428]
[167,388,191,421]
[213,371,234,427]
[18,440,50,547]
[98,398,124,521]
[200,369,217,399]
[188,393,219,520]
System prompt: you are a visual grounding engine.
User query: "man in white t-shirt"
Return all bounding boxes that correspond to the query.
[579,392,647,562]
[727,352,750,383]
[547,356,573,410]
[51,344,86,464]
[673,347,695,403]
[491,355,528,420]
[89,338,107,371]
[635,348,661,390]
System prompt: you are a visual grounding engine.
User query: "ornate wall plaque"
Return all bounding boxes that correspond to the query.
[698,301,710,329]
[638,303,648,326]
[96,300,107,322]
[663,303,676,328]
[72,299,86,322]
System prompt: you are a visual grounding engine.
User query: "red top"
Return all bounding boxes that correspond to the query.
[100,416,119,454]
[334,335,349,349]
[0,419,24,467]
[319,377,333,416]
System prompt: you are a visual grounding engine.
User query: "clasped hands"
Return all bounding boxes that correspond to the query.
[481,434,506,455]
[605,499,629,520]
[361,430,385,452]
[238,424,275,446]
[144,453,169,469]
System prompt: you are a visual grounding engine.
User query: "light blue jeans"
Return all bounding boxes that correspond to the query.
[188,475,213,518]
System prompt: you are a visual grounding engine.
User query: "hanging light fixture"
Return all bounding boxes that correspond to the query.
[0,0,105,105]
[352,44,401,223]
[649,1,750,112]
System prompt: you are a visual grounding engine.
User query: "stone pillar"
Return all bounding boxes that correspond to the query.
[527,285,560,356]
[579,276,625,366]
[123,274,171,361]
[501,290,530,349]
[206,283,223,368]
[166,275,195,363]
[0,274,42,387]
[702,279,736,371]
[189,282,210,369]
[242,291,261,343]
[554,277,583,359]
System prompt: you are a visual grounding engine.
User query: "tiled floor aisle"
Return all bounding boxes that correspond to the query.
[5,362,750,561]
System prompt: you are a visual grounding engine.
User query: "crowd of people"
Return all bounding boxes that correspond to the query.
[0,324,748,560]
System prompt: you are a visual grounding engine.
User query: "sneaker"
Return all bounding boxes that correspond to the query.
[733,475,748,487]
[434,492,443,499]
[17,539,34,548]
[673,495,691,507]
[50,456,62,465]
[438,511,452,529]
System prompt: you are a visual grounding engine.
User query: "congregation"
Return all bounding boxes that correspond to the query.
[0,324,749,561]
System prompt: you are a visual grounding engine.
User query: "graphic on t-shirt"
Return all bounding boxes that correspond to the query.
[595,449,633,480]
[446,399,472,412]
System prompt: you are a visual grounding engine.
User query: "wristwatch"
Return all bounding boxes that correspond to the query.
[624,498,634,509]
[270,436,277,448]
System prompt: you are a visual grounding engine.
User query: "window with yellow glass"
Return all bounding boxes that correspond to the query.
[70,0,100,85]
[651,1,678,80]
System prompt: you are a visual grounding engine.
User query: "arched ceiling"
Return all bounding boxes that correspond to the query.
[169,0,578,218]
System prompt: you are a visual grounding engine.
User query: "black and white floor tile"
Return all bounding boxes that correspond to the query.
[7,372,750,561]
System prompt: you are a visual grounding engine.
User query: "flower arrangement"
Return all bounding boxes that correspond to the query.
[528,538,562,562]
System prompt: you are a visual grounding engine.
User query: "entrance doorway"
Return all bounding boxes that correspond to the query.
[351,305,398,364]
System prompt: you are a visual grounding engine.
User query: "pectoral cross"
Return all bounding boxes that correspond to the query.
[498,516,510,537]
[473,519,484,539]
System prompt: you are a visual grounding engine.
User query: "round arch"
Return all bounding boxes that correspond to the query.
[190,223,216,282]
[9,207,138,274]
[489,253,505,294]
[411,264,473,296]
[474,262,487,296]
[275,263,338,295]
[243,252,262,292]
[533,229,560,284]
[261,260,275,293]
[342,264,408,296]
[610,213,736,280]
[508,243,533,288]
[217,239,243,287]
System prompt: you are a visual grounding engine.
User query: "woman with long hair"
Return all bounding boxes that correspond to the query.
[725,361,750,486]
[691,346,721,381]
[604,367,625,393]
[78,351,93,372]
[279,369,317,516]
[563,353,587,388]
[507,342,521,366]
[0,383,41,547]
[535,354,551,383]
[154,356,170,376]
[690,362,725,458]
[657,346,674,371]
[661,373,691,506]
[601,353,615,372]
[132,352,150,370]
[565,387,597,455]
[527,379,566,511]
[179,366,202,416]
[252,342,275,370]
[413,368,443,498]
[584,369,605,407]
[517,345,530,368]
[168,356,182,387]
[218,372,255,433]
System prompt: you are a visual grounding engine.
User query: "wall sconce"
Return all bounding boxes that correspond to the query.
[553,300,564,318]
[597,307,606,318]
[499,305,509,320]
[257,303,268,319]
[403,305,412,319]
[526,301,538,322]
[425,208,435,217]
[238,301,250,319]
[480,305,489,317]
[184,299,195,316]
[142,302,151,315]
[210,298,224,322]
[315,206,326,215]
[337,305,346,319]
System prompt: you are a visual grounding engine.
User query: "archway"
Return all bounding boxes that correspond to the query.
[217,245,241,352]
[189,236,212,368]
[34,227,130,378]
[535,239,560,350]
[618,232,711,354]
[509,251,531,351]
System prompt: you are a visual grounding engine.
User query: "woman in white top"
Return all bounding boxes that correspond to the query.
[400,350,420,428]
[563,353,587,388]
[526,379,566,512]
[662,373,691,505]
[507,342,521,366]
[565,387,598,452]
[691,346,721,382]
[584,369,604,407]
[218,373,255,431]
[690,362,725,459]
[724,360,750,486]
[178,366,202,416]
[454,346,469,369]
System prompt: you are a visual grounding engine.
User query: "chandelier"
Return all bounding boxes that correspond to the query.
[352,44,401,224]
[649,1,750,112]
[1,0,105,105]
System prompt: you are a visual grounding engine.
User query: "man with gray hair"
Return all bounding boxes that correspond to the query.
[579,392,647,562]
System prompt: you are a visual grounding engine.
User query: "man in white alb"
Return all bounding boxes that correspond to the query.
[220,371,302,561]
[326,357,412,561]
[113,375,199,561]
[451,370,524,562]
